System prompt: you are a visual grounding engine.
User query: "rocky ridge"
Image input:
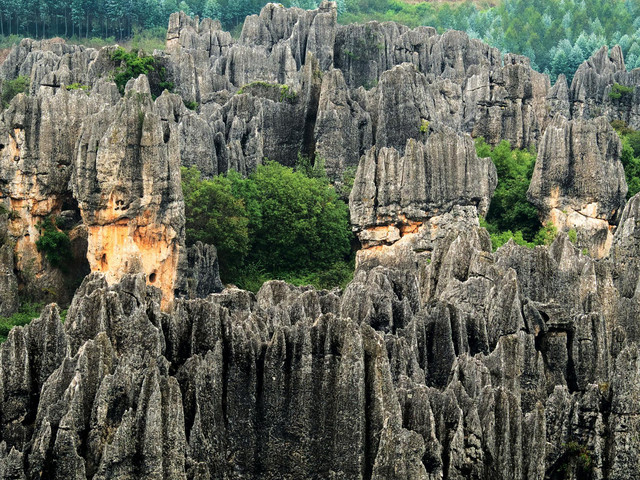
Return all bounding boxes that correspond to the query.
[0,2,639,479]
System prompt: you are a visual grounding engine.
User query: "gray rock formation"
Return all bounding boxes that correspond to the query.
[350,126,496,248]
[0,2,640,479]
[570,45,640,128]
[528,114,627,257]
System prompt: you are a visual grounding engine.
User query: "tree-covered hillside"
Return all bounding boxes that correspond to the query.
[3,0,640,84]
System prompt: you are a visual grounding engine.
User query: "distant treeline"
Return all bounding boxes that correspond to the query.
[1,0,639,82]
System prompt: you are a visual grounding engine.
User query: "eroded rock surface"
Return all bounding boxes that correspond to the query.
[0,2,640,479]
[528,114,627,257]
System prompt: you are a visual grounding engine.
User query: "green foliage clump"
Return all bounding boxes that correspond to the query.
[0,302,43,343]
[182,166,250,280]
[477,138,540,239]
[182,161,353,291]
[419,119,430,134]
[35,216,72,270]
[477,138,562,251]
[236,81,297,103]
[184,100,199,111]
[614,124,640,199]
[609,83,634,100]
[567,228,577,243]
[1,75,29,108]
[335,164,357,201]
[559,442,593,476]
[65,83,90,92]
[110,47,172,97]
[295,153,326,180]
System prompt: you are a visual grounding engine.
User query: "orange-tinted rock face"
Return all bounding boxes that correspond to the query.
[87,221,179,310]
[73,76,185,310]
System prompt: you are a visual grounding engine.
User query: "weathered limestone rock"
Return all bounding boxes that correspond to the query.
[72,75,185,309]
[570,45,640,128]
[0,84,113,305]
[350,125,496,248]
[0,242,18,317]
[314,68,372,179]
[1,3,640,479]
[527,114,627,257]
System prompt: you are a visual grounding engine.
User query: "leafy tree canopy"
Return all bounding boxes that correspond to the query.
[182,161,353,291]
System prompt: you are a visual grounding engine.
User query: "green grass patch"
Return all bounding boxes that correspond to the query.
[0,302,43,343]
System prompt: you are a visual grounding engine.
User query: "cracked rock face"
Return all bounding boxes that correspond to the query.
[349,126,497,249]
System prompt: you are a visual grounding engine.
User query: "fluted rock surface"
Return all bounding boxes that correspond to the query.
[72,75,185,310]
[0,2,640,479]
[350,126,496,248]
[0,212,639,479]
[527,114,627,257]
[570,45,640,128]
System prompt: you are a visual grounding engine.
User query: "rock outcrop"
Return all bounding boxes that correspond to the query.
[72,75,185,310]
[1,2,640,479]
[350,126,496,249]
[527,114,627,257]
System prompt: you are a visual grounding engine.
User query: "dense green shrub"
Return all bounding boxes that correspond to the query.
[477,138,540,239]
[237,161,351,274]
[613,123,640,199]
[184,100,199,111]
[65,83,90,92]
[35,216,72,270]
[110,47,173,97]
[182,166,250,280]
[477,139,561,251]
[1,75,29,108]
[182,161,353,289]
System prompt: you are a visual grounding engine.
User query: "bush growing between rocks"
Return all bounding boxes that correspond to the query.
[609,83,634,100]
[110,47,173,97]
[1,75,29,108]
[35,216,72,270]
[182,162,354,291]
[0,302,43,343]
[476,138,560,250]
[182,166,250,281]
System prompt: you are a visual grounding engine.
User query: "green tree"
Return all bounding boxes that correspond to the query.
[182,166,249,280]
[235,161,351,274]
[478,138,540,241]
[620,135,640,198]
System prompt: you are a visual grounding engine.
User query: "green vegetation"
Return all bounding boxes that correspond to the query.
[184,100,199,111]
[182,161,354,291]
[419,119,430,134]
[609,83,634,100]
[567,228,577,244]
[1,75,29,108]
[236,81,297,103]
[476,138,559,250]
[182,166,250,280]
[559,442,593,477]
[612,121,640,199]
[0,302,43,343]
[35,216,72,270]
[65,82,90,92]
[110,47,173,97]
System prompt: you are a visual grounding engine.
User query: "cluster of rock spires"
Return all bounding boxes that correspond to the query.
[0,1,640,478]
